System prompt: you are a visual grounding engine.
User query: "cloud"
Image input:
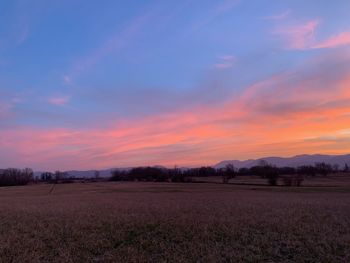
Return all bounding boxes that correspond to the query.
[213,54,236,69]
[219,55,236,61]
[215,0,241,13]
[0,104,11,119]
[312,31,350,49]
[48,96,70,106]
[274,20,319,50]
[262,10,291,20]
[214,63,233,69]
[2,53,350,170]
[273,18,350,50]
[0,92,24,120]
[16,24,29,45]
[190,0,240,33]
[63,75,72,85]
[64,11,153,83]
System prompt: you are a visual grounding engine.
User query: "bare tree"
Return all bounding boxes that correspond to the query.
[222,164,236,184]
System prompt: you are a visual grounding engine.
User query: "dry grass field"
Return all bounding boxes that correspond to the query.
[1,176,350,262]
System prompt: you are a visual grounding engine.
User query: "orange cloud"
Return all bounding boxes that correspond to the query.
[1,56,350,171]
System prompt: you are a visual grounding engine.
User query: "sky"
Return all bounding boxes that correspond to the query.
[1,0,350,171]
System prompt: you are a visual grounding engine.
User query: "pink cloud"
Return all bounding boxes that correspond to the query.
[0,104,11,119]
[312,31,350,49]
[263,10,291,20]
[214,63,233,69]
[274,20,319,50]
[48,96,70,106]
[274,18,350,50]
[2,54,350,171]
[219,55,236,61]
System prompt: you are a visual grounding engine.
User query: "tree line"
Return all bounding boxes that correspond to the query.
[0,168,34,187]
[110,161,350,186]
[0,161,349,187]
[110,165,236,183]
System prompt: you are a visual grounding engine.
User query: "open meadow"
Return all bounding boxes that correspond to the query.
[0,176,350,263]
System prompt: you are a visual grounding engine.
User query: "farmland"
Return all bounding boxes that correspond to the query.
[0,176,350,263]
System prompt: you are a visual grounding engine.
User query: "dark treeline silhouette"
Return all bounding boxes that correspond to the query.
[1,161,349,187]
[0,168,33,187]
[110,161,350,187]
[110,165,237,183]
[240,161,346,186]
[40,171,77,184]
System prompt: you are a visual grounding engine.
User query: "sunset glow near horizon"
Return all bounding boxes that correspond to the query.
[1,0,350,171]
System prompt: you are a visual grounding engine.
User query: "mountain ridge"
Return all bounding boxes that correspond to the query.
[214,154,350,169]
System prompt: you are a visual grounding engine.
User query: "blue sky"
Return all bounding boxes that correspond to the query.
[1,0,350,170]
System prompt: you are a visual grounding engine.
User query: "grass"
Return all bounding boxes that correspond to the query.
[0,178,349,262]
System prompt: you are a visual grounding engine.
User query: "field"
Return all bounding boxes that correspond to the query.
[0,176,350,262]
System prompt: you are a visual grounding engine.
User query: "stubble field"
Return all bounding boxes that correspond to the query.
[0,177,350,263]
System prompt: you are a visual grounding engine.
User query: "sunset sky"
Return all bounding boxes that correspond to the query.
[1,0,350,171]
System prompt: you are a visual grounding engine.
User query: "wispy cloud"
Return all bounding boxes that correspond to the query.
[213,54,236,69]
[214,63,233,69]
[48,96,70,106]
[219,55,236,61]
[16,24,29,45]
[0,93,23,120]
[63,75,72,85]
[0,104,11,119]
[64,11,153,83]
[262,10,291,20]
[273,18,350,50]
[215,0,241,13]
[312,31,350,49]
[274,19,319,50]
[190,0,240,33]
[2,53,350,170]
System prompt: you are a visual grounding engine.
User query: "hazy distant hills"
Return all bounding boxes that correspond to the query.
[214,154,350,169]
[65,169,113,178]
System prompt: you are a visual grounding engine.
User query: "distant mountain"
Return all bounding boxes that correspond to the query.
[214,154,350,169]
[65,169,113,178]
